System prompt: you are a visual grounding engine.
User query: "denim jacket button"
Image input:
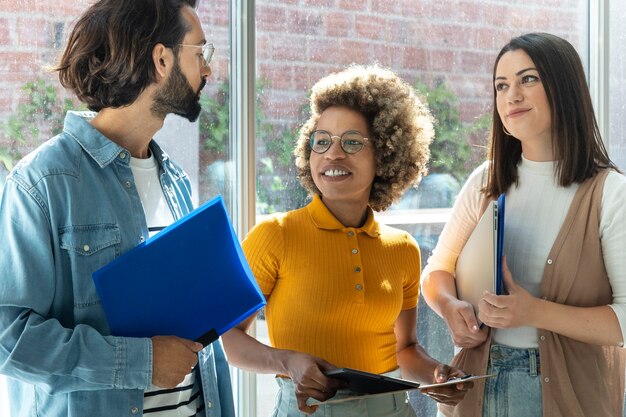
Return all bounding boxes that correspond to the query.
[131,406,139,414]
[207,401,212,408]
[83,244,90,253]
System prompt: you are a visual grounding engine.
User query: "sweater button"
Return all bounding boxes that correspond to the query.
[547,259,553,265]
[544,377,550,383]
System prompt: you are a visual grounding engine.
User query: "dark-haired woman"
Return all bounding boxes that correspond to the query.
[421,32,626,417]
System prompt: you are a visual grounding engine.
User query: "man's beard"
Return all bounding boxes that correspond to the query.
[151,60,206,122]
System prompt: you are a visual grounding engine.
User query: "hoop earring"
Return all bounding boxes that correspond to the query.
[503,125,512,136]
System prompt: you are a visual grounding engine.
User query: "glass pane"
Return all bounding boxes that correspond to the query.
[609,1,626,171]
[609,5,626,412]
[254,1,589,415]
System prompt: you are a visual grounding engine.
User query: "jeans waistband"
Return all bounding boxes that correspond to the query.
[489,344,541,377]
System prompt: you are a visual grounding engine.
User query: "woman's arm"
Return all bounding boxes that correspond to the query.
[395,308,472,405]
[222,308,344,414]
[479,257,623,346]
[420,163,491,348]
[421,271,489,348]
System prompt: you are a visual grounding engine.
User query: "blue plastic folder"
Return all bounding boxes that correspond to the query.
[495,193,506,295]
[92,195,265,347]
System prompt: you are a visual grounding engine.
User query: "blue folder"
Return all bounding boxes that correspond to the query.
[495,193,506,295]
[92,195,265,347]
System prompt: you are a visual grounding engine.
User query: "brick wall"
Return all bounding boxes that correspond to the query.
[0,0,583,152]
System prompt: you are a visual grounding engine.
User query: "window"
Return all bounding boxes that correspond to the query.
[608,1,626,169]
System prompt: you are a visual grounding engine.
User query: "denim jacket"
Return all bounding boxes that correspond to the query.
[0,111,235,417]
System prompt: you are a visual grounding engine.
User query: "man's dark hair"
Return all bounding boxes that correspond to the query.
[55,0,198,111]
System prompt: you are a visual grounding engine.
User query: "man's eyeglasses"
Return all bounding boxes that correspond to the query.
[178,43,215,67]
[309,130,369,154]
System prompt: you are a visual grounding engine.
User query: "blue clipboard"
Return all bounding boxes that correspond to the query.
[495,193,505,295]
[92,195,265,347]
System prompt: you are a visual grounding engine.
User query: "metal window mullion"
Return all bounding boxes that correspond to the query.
[589,0,609,142]
[229,0,257,416]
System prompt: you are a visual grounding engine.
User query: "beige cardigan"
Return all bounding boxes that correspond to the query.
[440,170,625,417]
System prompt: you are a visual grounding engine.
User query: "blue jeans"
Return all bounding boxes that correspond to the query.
[482,344,543,417]
[436,345,542,417]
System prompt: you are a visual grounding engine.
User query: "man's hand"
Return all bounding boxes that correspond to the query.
[151,336,203,388]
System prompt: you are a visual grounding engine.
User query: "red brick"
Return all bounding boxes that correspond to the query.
[16,18,48,48]
[427,24,475,49]
[426,50,457,72]
[474,28,513,51]
[0,18,10,44]
[285,9,324,36]
[257,6,288,33]
[270,35,309,62]
[308,39,344,64]
[259,64,294,90]
[461,50,496,75]
[324,12,353,38]
[290,64,331,91]
[198,1,229,27]
[402,47,429,71]
[368,44,406,69]
[400,0,429,17]
[0,90,14,114]
[302,0,335,7]
[371,0,401,14]
[354,15,390,41]
[388,18,420,44]
[336,40,369,64]
[338,0,367,11]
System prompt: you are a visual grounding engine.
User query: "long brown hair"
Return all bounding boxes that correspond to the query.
[485,32,618,197]
[55,0,197,112]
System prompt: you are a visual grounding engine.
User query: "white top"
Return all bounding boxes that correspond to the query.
[423,157,626,348]
[130,154,174,232]
[130,155,201,416]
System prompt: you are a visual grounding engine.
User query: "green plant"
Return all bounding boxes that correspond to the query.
[0,78,78,170]
[199,79,309,213]
[415,80,491,182]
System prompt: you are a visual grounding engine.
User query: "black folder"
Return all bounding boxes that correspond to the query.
[92,195,265,347]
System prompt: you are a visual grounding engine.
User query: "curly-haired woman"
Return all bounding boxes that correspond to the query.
[222,64,472,417]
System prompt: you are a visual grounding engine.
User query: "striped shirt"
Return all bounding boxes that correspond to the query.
[130,154,203,416]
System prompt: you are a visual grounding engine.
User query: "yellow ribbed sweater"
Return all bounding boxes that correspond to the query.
[242,195,421,374]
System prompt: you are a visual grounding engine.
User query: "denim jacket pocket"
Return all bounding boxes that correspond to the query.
[59,223,121,313]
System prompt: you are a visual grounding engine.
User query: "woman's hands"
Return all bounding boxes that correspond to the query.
[420,364,473,406]
[478,256,539,329]
[440,298,490,348]
[284,351,347,414]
